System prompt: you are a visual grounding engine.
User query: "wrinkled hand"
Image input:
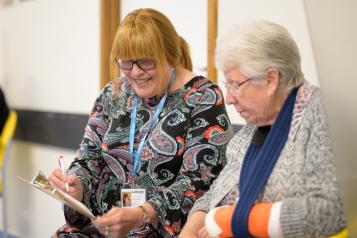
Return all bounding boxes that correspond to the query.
[179,229,199,238]
[93,207,142,238]
[179,210,207,238]
[48,168,83,202]
[198,227,217,238]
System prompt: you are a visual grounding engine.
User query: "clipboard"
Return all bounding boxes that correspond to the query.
[18,170,95,220]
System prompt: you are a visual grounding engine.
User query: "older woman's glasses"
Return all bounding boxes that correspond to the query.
[115,58,156,70]
[223,77,253,94]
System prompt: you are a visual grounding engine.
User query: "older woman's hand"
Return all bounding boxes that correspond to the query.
[179,211,207,238]
[198,226,217,238]
[48,168,84,202]
[93,207,143,238]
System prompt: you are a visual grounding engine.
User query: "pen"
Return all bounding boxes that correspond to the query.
[58,155,69,192]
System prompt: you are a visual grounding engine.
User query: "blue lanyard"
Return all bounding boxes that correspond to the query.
[129,68,176,176]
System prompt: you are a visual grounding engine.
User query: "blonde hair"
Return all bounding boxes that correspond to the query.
[110,8,192,95]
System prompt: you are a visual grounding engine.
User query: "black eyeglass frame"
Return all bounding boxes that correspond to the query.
[115,58,156,71]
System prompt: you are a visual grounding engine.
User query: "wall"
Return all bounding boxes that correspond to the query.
[1,0,99,114]
[304,0,357,236]
[120,0,208,77]
[0,0,99,237]
[120,0,319,125]
[0,0,354,237]
[218,0,319,124]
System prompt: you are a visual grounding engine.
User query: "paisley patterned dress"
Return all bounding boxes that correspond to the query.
[54,76,232,237]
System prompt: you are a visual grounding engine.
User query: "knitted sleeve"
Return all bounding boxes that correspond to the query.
[279,90,346,237]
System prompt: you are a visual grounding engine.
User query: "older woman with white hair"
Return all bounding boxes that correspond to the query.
[179,20,346,238]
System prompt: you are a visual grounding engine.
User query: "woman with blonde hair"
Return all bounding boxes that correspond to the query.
[49,8,231,237]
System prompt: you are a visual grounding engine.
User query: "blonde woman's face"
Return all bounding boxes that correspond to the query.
[120,58,158,98]
[120,58,171,98]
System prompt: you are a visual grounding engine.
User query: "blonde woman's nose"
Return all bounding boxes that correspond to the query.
[130,63,145,75]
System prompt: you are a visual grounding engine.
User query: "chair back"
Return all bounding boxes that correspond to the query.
[329,228,349,238]
[0,110,17,192]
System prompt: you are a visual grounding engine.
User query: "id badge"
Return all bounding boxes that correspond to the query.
[121,188,146,207]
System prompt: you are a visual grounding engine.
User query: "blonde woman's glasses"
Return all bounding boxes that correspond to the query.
[115,58,156,70]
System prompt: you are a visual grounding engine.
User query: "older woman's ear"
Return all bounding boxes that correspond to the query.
[266,67,280,97]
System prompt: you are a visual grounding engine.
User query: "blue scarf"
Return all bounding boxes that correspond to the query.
[232,88,298,237]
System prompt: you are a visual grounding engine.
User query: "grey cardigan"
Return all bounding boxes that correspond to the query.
[190,83,346,238]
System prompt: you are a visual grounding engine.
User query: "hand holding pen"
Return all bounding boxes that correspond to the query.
[48,156,84,202]
[58,155,69,192]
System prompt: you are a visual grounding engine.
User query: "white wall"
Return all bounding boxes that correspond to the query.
[120,0,319,126]
[3,142,76,237]
[218,0,319,124]
[0,0,99,237]
[304,0,357,236]
[120,0,208,77]
[1,0,354,237]
[1,0,99,114]
[0,15,4,86]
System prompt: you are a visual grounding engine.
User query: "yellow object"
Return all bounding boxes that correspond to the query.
[329,228,349,238]
[0,110,17,192]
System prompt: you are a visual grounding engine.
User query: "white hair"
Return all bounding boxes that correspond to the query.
[215,20,304,91]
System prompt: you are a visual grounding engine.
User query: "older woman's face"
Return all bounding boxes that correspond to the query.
[224,66,271,125]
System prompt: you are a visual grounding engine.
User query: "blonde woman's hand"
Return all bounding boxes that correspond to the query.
[48,168,83,202]
[93,207,143,238]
